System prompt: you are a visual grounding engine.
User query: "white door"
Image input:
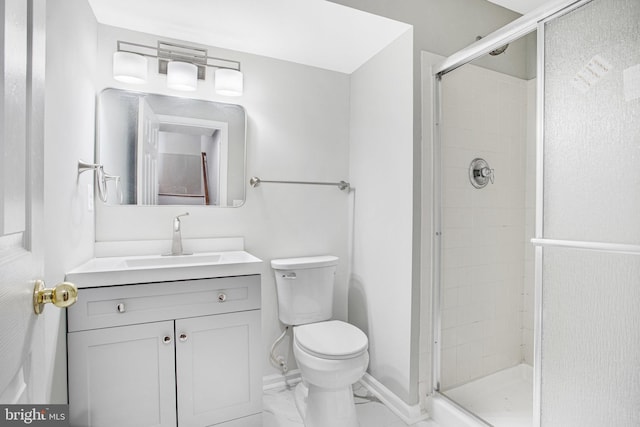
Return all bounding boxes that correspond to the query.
[0,0,48,403]
[137,97,160,205]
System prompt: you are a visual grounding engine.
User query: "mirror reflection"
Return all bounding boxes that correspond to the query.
[97,88,246,207]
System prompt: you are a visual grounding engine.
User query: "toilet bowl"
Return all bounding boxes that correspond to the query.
[293,320,369,427]
[271,256,369,427]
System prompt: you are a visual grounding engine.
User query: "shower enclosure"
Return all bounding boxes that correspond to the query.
[430,0,640,426]
[434,33,537,427]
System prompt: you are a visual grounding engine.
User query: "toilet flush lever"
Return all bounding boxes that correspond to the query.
[282,272,297,279]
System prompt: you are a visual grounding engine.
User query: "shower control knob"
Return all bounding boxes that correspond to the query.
[469,158,494,188]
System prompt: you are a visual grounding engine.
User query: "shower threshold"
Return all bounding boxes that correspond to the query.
[442,364,533,427]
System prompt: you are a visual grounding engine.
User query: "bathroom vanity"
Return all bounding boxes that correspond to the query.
[65,251,263,427]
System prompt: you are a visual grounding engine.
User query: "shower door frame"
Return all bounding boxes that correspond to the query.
[429,0,592,425]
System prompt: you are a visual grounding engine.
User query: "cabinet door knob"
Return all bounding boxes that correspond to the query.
[163,335,172,344]
[217,293,227,302]
[117,303,125,313]
[179,333,188,342]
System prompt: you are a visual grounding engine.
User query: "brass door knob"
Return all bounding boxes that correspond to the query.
[33,280,78,315]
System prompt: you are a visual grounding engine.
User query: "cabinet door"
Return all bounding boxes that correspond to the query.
[67,321,177,427]
[176,310,262,427]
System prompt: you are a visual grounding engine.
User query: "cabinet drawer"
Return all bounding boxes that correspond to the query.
[67,275,260,332]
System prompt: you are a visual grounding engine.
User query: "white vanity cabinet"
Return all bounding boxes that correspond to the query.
[67,275,262,427]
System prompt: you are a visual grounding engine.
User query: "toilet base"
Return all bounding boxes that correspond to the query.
[296,382,359,427]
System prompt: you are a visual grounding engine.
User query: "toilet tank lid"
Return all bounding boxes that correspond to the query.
[271,255,338,270]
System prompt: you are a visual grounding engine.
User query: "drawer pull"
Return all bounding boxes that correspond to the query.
[217,293,227,303]
[116,303,126,313]
[163,335,172,344]
[179,333,188,342]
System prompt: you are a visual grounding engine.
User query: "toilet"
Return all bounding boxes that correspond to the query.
[271,256,369,427]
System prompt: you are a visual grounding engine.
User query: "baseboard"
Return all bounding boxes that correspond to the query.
[359,373,430,425]
[263,370,302,390]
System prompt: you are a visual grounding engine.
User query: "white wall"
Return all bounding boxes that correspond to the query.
[348,29,415,403]
[330,0,527,405]
[94,25,352,377]
[44,0,97,402]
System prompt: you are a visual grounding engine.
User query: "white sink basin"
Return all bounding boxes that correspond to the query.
[125,253,222,268]
[66,250,263,288]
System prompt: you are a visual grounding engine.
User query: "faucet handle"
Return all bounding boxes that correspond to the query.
[173,212,189,228]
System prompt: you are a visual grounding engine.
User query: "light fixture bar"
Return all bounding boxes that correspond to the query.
[115,39,244,95]
[116,41,158,58]
[158,42,207,64]
[116,40,241,71]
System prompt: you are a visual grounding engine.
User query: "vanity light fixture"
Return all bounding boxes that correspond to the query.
[214,68,243,97]
[113,51,148,84]
[167,61,198,91]
[114,40,244,96]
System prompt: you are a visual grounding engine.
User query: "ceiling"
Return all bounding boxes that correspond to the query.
[486,0,550,14]
[88,0,552,73]
[87,0,411,74]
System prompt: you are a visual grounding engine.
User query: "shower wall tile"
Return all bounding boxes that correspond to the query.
[439,63,534,390]
[443,188,474,209]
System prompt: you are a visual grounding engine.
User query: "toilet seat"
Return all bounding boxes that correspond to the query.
[294,320,368,360]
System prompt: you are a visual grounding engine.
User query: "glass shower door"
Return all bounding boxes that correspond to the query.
[539,0,640,425]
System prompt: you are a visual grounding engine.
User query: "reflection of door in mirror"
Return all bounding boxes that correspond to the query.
[154,115,228,206]
[137,98,160,205]
[96,88,245,207]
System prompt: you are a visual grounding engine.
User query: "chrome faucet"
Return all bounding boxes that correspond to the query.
[169,212,191,256]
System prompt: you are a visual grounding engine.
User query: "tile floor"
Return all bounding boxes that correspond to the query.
[263,381,440,427]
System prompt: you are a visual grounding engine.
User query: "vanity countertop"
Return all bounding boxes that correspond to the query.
[66,251,263,288]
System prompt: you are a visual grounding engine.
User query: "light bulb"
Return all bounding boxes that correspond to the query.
[167,61,198,91]
[113,51,148,84]
[215,68,243,96]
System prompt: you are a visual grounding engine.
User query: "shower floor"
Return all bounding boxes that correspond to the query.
[443,364,533,427]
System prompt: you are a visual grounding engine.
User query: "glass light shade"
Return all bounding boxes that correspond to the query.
[215,68,243,96]
[167,61,198,91]
[113,51,148,84]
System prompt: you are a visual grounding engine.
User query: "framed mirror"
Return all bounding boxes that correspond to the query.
[97,88,246,207]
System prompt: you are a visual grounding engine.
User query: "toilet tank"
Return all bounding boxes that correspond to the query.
[271,255,338,326]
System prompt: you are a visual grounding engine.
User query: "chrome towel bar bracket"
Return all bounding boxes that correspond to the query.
[249,176,350,191]
[78,160,122,203]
